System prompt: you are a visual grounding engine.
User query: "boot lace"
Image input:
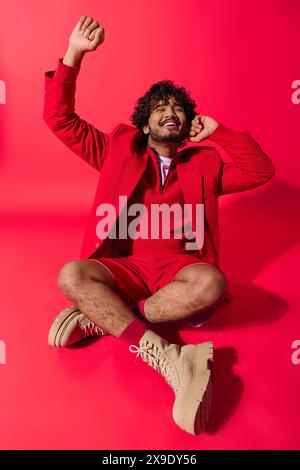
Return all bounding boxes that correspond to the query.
[79,318,106,338]
[129,340,179,394]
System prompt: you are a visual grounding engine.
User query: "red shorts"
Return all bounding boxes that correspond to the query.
[88,253,227,308]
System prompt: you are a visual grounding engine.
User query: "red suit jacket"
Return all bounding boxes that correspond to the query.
[43,59,276,269]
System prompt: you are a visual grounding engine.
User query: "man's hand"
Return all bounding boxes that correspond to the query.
[69,16,105,53]
[188,115,220,142]
[63,16,105,67]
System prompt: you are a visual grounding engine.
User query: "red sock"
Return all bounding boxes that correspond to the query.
[137,298,147,318]
[119,317,148,346]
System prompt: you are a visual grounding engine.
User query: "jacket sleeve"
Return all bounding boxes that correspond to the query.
[43,58,110,171]
[208,123,276,195]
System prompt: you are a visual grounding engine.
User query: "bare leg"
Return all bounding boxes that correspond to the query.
[57,260,139,337]
[142,264,228,323]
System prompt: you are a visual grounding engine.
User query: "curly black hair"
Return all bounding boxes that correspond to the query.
[129,80,197,147]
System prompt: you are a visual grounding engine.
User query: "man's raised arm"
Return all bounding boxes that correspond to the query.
[43,16,110,171]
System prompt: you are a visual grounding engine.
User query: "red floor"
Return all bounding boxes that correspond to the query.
[1,177,299,450]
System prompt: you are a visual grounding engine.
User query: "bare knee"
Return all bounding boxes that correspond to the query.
[57,259,117,295]
[191,266,228,306]
[57,260,84,294]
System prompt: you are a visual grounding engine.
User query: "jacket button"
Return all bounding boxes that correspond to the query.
[95,241,100,248]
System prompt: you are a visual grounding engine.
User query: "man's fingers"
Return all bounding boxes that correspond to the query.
[89,27,104,42]
[84,20,99,38]
[191,121,203,132]
[76,16,104,43]
[80,16,94,34]
[197,129,210,140]
[77,16,87,31]
[195,114,206,124]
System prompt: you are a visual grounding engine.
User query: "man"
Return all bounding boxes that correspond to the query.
[43,16,275,436]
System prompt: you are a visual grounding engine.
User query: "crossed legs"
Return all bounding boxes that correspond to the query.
[142,263,228,323]
[57,259,228,336]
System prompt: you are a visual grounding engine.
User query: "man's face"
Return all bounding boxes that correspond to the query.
[143,97,188,144]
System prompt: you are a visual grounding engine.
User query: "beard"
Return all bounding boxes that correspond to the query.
[148,124,187,144]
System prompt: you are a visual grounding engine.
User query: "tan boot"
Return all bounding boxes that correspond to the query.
[48,306,108,347]
[129,330,213,435]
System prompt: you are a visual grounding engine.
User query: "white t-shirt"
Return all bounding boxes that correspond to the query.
[158,155,173,185]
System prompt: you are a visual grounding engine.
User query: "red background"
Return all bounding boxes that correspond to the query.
[0,0,300,450]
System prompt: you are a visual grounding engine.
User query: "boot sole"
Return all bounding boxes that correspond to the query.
[48,306,81,347]
[181,341,214,435]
